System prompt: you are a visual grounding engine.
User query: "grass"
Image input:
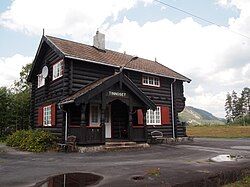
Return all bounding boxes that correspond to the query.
[146,168,161,177]
[187,125,250,138]
[223,175,250,187]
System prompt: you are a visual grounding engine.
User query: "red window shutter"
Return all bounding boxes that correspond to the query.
[37,107,43,126]
[161,106,170,125]
[137,109,144,125]
[51,104,56,126]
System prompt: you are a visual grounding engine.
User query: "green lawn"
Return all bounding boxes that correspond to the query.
[187,125,250,138]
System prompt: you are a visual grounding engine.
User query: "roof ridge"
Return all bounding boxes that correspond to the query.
[45,35,134,57]
[45,35,93,48]
[46,35,171,67]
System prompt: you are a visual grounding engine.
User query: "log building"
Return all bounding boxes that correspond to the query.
[27,31,191,145]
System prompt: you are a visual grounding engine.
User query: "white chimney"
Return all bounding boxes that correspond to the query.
[93,31,105,50]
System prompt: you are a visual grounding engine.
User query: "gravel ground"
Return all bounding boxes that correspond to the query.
[0,138,250,187]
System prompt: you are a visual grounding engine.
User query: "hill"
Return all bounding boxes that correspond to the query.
[179,106,225,125]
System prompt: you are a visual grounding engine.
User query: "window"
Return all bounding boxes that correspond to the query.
[142,75,160,87]
[146,106,161,125]
[89,104,111,126]
[90,105,99,125]
[37,74,45,88]
[53,60,63,80]
[43,105,51,126]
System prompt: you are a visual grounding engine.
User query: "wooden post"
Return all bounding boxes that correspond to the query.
[129,105,133,141]
[80,104,86,126]
[101,92,106,143]
[80,104,86,143]
[142,108,148,141]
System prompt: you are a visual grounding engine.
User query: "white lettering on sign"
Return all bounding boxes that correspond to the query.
[108,91,127,97]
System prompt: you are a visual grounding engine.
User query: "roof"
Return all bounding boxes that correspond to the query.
[61,74,116,104]
[60,72,156,110]
[45,35,191,82]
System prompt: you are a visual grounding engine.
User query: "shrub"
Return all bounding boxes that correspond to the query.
[6,130,56,152]
[0,135,7,143]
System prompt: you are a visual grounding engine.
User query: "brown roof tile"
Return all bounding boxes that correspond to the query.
[46,35,191,82]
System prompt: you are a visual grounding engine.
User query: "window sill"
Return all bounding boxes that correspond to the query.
[37,85,45,89]
[142,83,160,88]
[87,125,101,128]
[42,125,52,127]
[52,75,63,82]
[146,124,162,126]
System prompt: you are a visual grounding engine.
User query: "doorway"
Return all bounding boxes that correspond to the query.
[111,100,129,139]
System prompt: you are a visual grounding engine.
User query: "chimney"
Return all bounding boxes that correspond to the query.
[93,30,105,50]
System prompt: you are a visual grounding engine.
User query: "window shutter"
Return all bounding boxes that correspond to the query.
[51,104,56,126]
[137,109,144,125]
[37,107,43,126]
[161,106,170,125]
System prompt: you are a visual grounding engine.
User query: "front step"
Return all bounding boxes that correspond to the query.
[78,142,150,153]
[105,141,149,151]
[105,141,137,146]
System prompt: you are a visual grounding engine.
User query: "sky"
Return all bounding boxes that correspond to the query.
[0,0,249,118]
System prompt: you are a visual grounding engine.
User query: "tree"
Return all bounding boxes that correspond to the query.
[225,93,232,123]
[0,87,13,136]
[225,87,250,125]
[231,90,240,120]
[11,63,32,130]
[0,63,32,137]
[13,63,32,92]
[241,87,250,115]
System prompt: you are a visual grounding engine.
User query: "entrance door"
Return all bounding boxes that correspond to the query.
[111,100,129,139]
[105,122,111,138]
[105,105,111,138]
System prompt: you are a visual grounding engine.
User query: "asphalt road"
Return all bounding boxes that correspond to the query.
[0,138,250,187]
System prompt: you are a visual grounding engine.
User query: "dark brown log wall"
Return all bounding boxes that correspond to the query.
[30,44,66,138]
[125,70,186,137]
[71,60,115,93]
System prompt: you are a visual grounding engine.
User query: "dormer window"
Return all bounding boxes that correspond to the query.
[53,60,63,80]
[37,74,45,88]
[142,75,160,87]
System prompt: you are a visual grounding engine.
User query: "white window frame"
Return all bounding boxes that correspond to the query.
[89,104,100,126]
[142,75,160,87]
[37,74,45,88]
[89,104,111,127]
[43,105,51,126]
[146,106,161,125]
[52,60,63,80]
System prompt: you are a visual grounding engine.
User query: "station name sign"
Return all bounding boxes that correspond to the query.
[108,91,127,97]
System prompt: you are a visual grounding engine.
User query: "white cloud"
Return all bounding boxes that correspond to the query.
[217,0,250,36]
[0,54,33,87]
[195,85,204,94]
[187,92,227,118]
[0,0,151,42]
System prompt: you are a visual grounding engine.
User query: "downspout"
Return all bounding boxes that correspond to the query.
[59,104,68,142]
[171,79,176,139]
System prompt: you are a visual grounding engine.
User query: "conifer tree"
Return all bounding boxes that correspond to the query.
[225,93,232,123]
[231,90,240,120]
[241,87,250,115]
